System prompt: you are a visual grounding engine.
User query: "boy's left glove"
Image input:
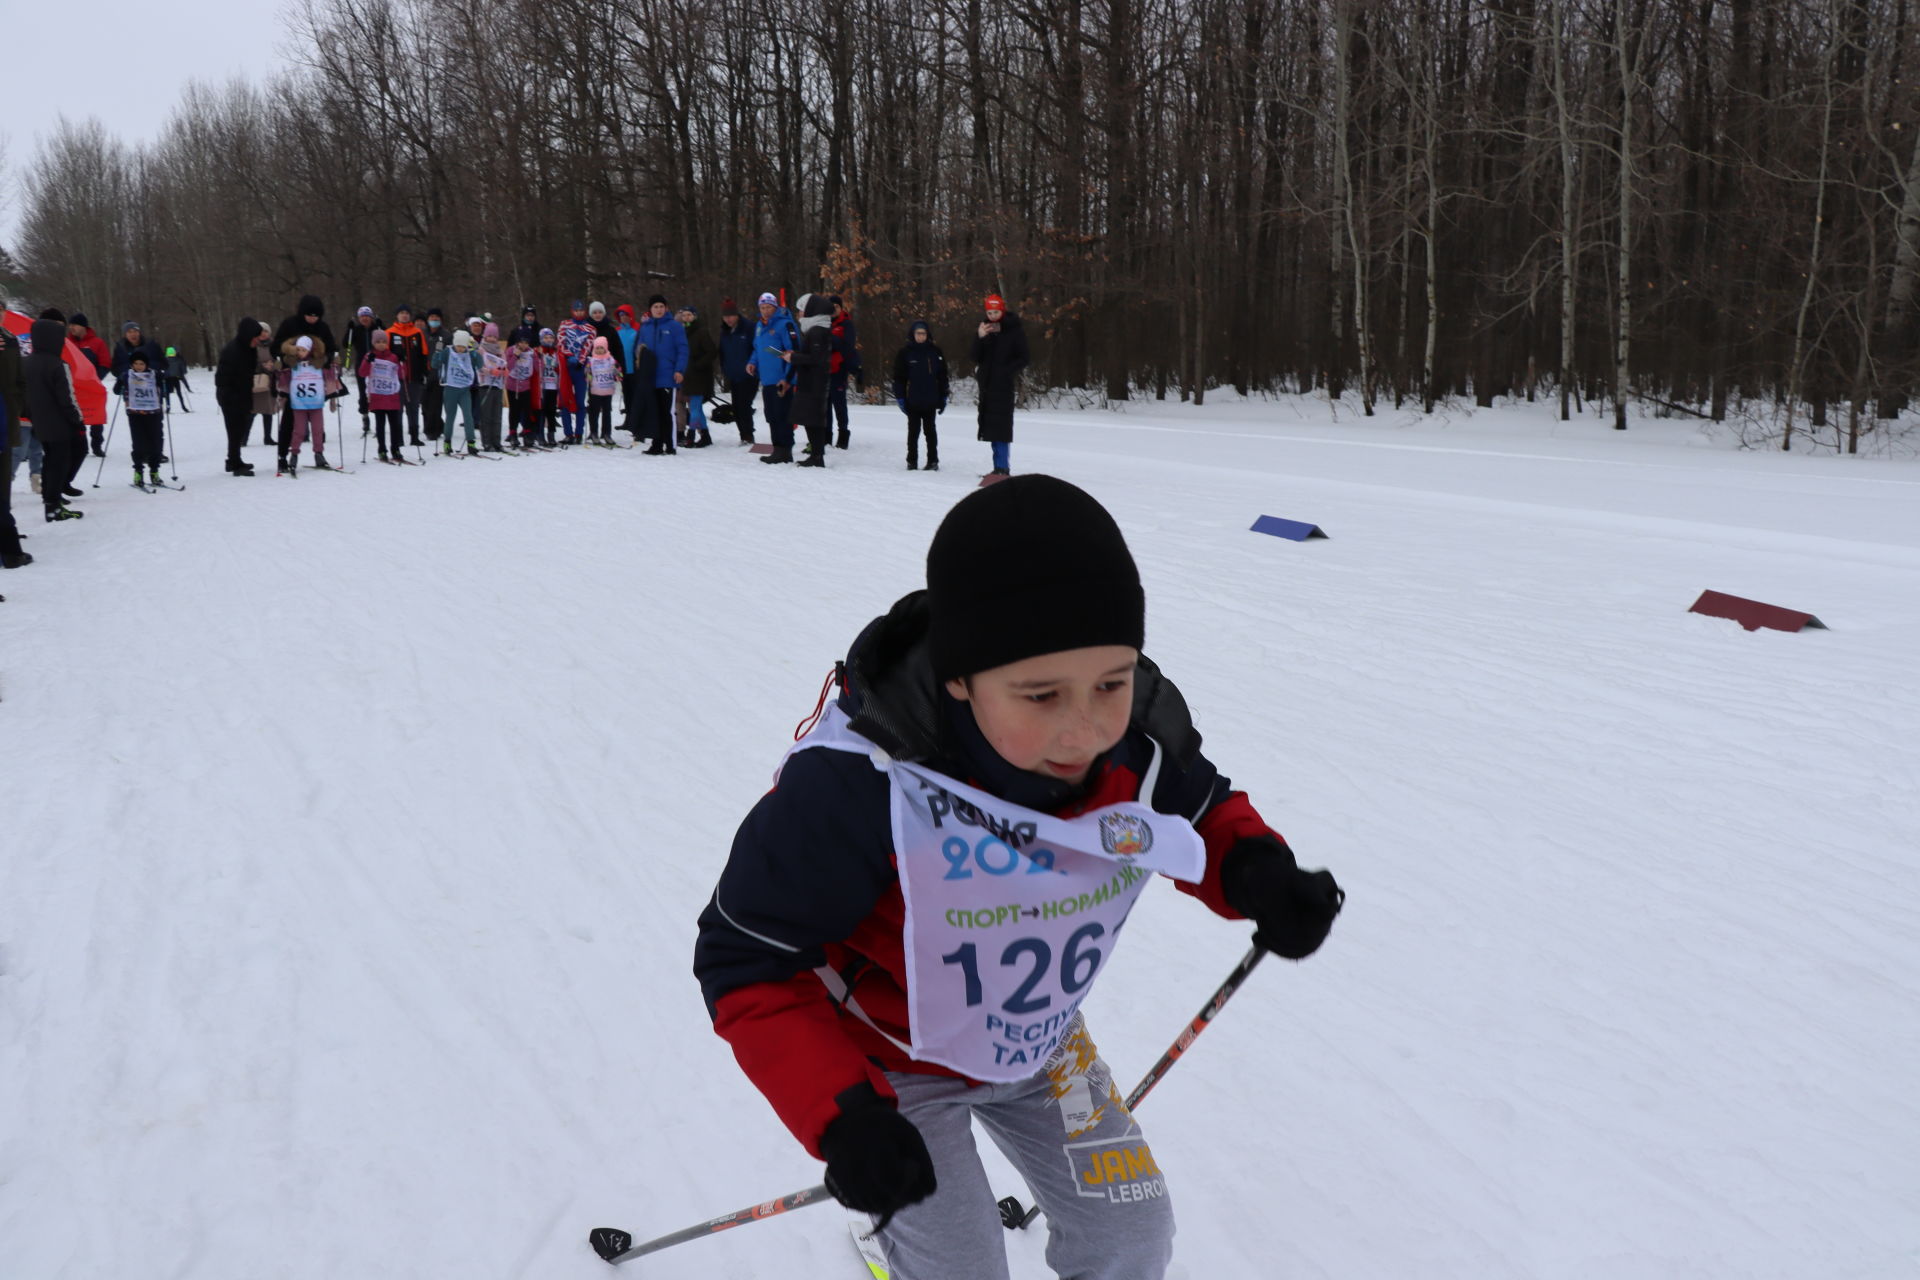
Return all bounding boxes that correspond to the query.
[1220,834,1344,960]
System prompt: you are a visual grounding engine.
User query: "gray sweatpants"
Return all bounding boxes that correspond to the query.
[861,1018,1175,1280]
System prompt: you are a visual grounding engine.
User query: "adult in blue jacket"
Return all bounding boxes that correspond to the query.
[716,300,757,443]
[749,293,800,463]
[638,295,688,454]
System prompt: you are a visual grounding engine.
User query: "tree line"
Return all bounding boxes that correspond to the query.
[10,0,1918,451]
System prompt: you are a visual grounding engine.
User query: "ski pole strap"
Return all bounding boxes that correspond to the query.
[1123,943,1267,1113]
[589,1183,832,1266]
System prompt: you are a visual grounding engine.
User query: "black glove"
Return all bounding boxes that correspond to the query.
[1220,835,1344,959]
[819,1083,937,1229]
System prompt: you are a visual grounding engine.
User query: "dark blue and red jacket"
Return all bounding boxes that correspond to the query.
[692,591,1285,1158]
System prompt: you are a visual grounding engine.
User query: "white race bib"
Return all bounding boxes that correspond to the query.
[790,705,1204,1081]
[368,359,401,398]
[541,354,559,391]
[510,352,534,383]
[290,367,325,410]
[128,370,160,412]
[589,356,618,395]
[442,351,474,388]
[480,351,506,387]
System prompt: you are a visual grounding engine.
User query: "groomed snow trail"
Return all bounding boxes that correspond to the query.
[3,397,1917,1279]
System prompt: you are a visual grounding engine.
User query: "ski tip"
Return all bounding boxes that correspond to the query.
[588,1227,633,1262]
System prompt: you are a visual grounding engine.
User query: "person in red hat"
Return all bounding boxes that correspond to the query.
[971,294,1027,476]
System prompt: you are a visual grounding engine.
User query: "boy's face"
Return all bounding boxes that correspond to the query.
[914,329,928,344]
[396,309,412,325]
[759,303,775,322]
[131,358,148,372]
[945,645,1137,786]
[650,302,668,319]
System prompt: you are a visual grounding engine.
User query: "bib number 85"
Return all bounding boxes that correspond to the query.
[941,922,1105,1015]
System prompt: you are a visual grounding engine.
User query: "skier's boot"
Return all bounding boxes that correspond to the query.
[313,455,332,470]
[694,428,713,448]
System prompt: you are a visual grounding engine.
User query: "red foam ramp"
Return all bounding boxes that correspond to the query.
[1688,590,1826,633]
[748,443,774,455]
[978,472,1010,488]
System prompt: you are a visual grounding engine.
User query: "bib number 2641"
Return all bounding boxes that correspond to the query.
[941,922,1105,1015]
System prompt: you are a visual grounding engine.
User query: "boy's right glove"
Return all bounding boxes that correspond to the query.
[819,1082,937,1229]
[1220,834,1344,959]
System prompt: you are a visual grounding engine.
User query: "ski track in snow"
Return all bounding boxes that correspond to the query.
[2,395,1917,1279]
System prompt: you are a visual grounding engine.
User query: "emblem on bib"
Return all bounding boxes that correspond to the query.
[1099,812,1153,857]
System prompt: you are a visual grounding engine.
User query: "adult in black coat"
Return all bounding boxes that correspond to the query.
[214,317,269,476]
[970,294,1028,475]
[270,295,337,455]
[786,293,836,468]
[23,317,89,522]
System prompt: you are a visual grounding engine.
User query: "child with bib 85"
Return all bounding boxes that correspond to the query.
[694,474,1344,1280]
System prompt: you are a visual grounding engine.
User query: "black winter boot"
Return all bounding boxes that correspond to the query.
[835,427,850,450]
[760,446,794,464]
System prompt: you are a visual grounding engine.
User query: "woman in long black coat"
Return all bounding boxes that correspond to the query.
[214,317,267,475]
[969,293,1028,475]
[786,293,836,468]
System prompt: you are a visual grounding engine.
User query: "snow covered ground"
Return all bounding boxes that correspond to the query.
[3,392,1917,1279]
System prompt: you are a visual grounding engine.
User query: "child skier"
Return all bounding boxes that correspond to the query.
[536,328,575,445]
[118,351,167,488]
[558,300,597,440]
[277,336,331,472]
[586,337,620,443]
[891,320,949,471]
[163,346,192,411]
[358,328,410,463]
[476,322,507,452]
[433,328,482,454]
[693,475,1344,1280]
[506,336,539,448]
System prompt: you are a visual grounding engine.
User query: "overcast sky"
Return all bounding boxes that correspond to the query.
[3,1,293,242]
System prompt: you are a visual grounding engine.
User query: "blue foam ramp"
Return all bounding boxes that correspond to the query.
[1250,515,1328,541]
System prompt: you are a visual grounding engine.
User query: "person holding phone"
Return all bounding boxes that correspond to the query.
[971,293,1028,476]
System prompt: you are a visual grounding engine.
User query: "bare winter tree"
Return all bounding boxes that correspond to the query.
[8,0,1916,440]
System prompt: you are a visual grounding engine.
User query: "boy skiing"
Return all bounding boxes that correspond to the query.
[693,475,1344,1280]
[891,321,949,471]
[117,350,167,488]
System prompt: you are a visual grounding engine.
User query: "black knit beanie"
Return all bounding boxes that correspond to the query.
[926,475,1144,682]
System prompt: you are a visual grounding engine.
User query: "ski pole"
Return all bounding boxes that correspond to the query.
[165,389,180,484]
[1003,942,1268,1229]
[589,1184,832,1266]
[91,397,122,488]
[588,942,1272,1264]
